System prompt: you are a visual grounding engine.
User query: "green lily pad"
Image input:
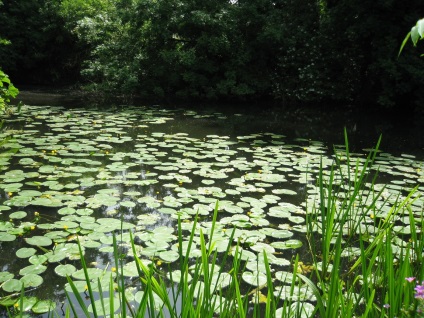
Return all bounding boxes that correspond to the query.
[16,247,37,258]
[18,296,38,312]
[20,274,43,288]
[271,239,303,249]
[121,201,136,208]
[28,254,48,265]
[0,272,14,283]
[55,264,77,277]
[2,279,23,292]
[72,268,104,280]
[25,236,53,247]
[88,297,120,315]
[0,232,15,242]
[158,250,180,262]
[242,271,267,286]
[19,264,47,276]
[58,207,76,215]
[31,300,56,314]
[9,211,27,219]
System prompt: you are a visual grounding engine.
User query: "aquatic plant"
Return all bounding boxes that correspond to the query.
[0,106,422,317]
[64,206,309,317]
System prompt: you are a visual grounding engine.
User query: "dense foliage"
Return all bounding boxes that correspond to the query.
[0,0,80,84]
[1,0,424,108]
[0,69,19,111]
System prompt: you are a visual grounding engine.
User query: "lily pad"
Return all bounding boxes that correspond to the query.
[55,264,77,277]
[31,300,56,314]
[19,264,47,276]
[271,240,303,249]
[2,279,23,292]
[242,271,267,286]
[0,272,14,283]
[0,232,15,242]
[20,274,43,287]
[25,236,53,247]
[17,296,38,312]
[16,247,37,259]
[72,268,104,280]
[158,250,180,262]
[9,211,27,219]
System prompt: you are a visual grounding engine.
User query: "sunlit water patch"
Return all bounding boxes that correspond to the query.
[0,105,422,316]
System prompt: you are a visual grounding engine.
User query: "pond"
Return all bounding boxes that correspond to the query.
[0,100,423,317]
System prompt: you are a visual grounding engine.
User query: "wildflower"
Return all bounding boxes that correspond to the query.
[63,225,68,230]
[156,260,162,266]
[34,211,39,217]
[30,226,35,230]
[383,304,390,309]
[13,303,19,308]
[84,285,88,291]
[111,267,116,272]
[406,277,416,283]
[415,281,424,300]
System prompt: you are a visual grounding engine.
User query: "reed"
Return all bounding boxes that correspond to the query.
[42,132,423,317]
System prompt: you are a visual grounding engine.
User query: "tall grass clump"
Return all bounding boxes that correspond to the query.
[55,131,422,318]
[303,130,423,317]
[63,204,306,318]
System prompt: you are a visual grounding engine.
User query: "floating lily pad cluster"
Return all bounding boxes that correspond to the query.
[0,105,422,315]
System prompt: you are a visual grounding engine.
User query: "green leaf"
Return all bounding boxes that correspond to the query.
[2,279,23,292]
[411,25,419,45]
[16,247,37,258]
[20,274,43,287]
[0,272,14,283]
[417,18,424,37]
[9,211,27,219]
[31,300,55,314]
[25,236,53,246]
[19,264,47,276]
[55,264,77,277]
[0,232,15,242]
[19,296,38,312]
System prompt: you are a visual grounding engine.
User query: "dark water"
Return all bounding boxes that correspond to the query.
[15,90,424,159]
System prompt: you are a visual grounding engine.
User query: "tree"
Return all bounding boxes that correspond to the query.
[0,0,80,85]
[0,69,19,112]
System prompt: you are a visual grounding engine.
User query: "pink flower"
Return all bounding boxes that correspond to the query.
[415,281,424,300]
[406,277,416,283]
